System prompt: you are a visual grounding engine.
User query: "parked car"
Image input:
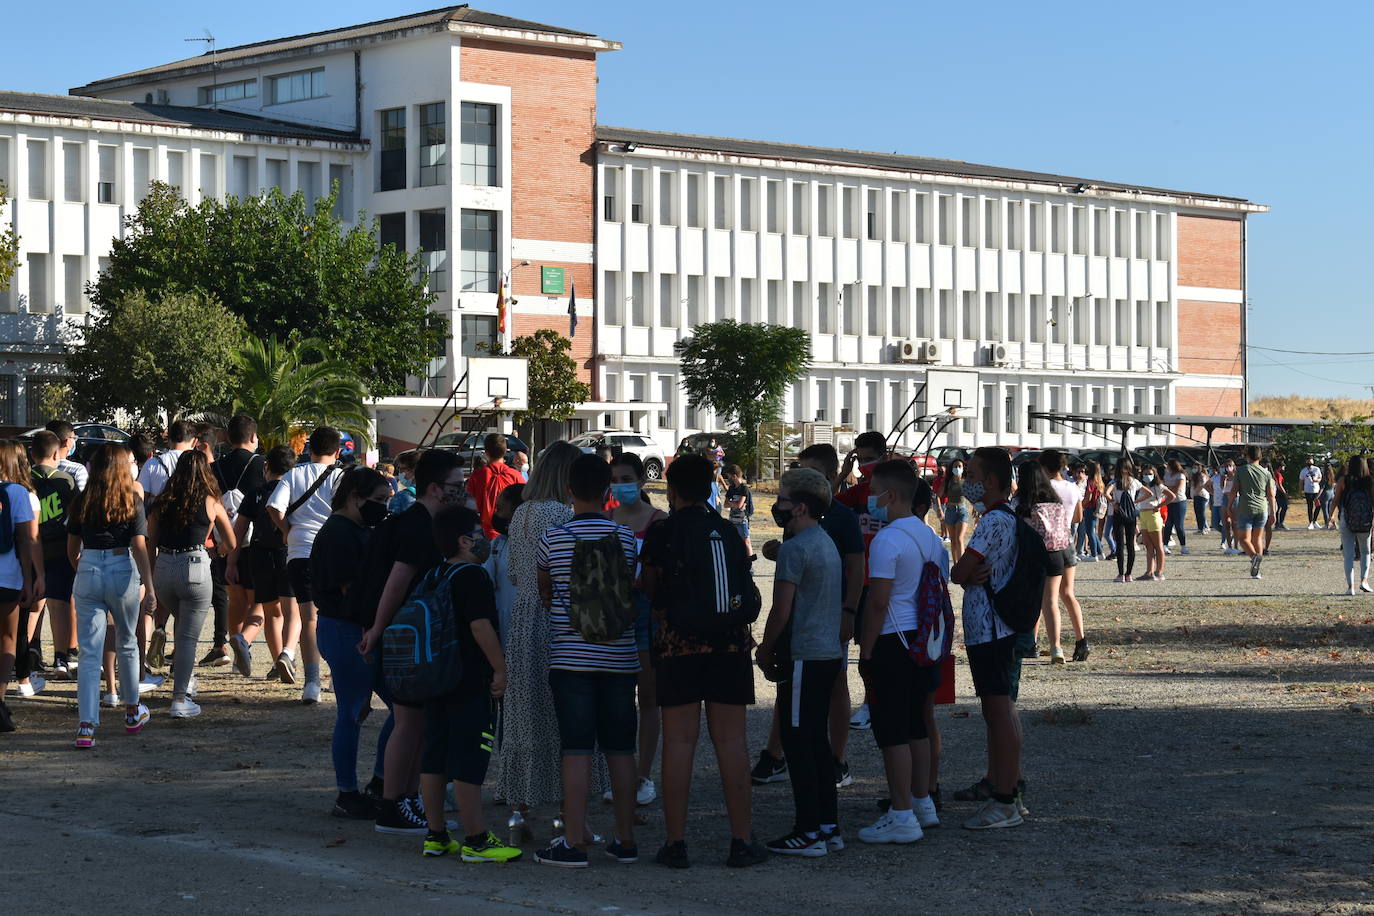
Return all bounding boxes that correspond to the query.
[433,432,530,467]
[889,447,939,476]
[20,423,129,464]
[566,431,667,480]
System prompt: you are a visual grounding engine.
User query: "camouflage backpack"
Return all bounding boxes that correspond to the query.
[565,526,636,644]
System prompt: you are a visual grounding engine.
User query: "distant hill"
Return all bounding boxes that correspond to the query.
[1250,395,1374,420]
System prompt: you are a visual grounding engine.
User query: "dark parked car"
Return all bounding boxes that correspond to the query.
[21,423,130,464]
[432,432,529,467]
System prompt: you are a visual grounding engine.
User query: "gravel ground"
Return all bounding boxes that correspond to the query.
[3,510,1372,915]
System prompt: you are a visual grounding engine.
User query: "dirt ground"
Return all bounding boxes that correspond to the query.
[3,507,1373,915]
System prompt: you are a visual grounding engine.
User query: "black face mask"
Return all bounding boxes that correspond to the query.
[359,499,389,528]
[492,514,510,537]
[770,502,793,528]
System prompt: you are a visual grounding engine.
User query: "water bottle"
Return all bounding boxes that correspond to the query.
[507,810,527,848]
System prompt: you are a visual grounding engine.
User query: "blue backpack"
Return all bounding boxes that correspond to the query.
[381,562,474,704]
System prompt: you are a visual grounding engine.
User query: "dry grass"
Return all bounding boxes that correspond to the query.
[1250,395,1374,419]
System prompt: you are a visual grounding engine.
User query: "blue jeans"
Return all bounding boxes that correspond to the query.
[1076,519,1101,557]
[1193,496,1208,531]
[318,616,393,792]
[1162,504,1187,547]
[74,549,141,726]
[1340,524,1371,587]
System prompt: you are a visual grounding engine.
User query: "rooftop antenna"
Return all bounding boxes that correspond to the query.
[186,30,217,105]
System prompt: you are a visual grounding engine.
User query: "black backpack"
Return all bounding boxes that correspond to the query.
[663,506,761,640]
[1114,483,1140,522]
[0,484,15,555]
[982,504,1049,634]
[31,466,76,559]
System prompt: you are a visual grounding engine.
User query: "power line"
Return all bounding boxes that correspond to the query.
[1250,353,1370,388]
[1249,344,1374,356]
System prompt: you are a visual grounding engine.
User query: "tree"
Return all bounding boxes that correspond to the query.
[0,181,18,293]
[231,336,373,450]
[66,291,247,425]
[676,320,811,477]
[91,183,444,396]
[1273,419,1374,488]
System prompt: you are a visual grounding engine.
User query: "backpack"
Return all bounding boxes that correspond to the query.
[216,454,262,524]
[663,507,762,640]
[1114,484,1140,522]
[1033,502,1072,551]
[888,526,954,667]
[563,525,637,644]
[1344,487,1373,534]
[0,484,15,555]
[380,562,473,704]
[982,505,1049,634]
[31,465,76,557]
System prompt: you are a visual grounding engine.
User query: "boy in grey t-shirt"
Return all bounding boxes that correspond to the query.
[756,467,842,857]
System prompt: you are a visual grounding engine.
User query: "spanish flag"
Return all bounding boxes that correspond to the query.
[496,279,507,335]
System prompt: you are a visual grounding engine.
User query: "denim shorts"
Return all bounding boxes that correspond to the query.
[732,520,750,542]
[548,668,637,756]
[943,504,970,526]
[1234,512,1268,531]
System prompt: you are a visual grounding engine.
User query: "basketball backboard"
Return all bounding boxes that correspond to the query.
[923,369,978,418]
[462,357,529,413]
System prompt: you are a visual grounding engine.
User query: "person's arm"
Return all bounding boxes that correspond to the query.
[836,451,858,494]
[17,519,39,606]
[756,578,796,671]
[226,512,251,585]
[470,618,507,697]
[1072,499,1084,524]
[537,567,553,610]
[950,547,990,587]
[131,534,156,615]
[859,577,892,661]
[266,506,289,539]
[146,511,160,578]
[1158,485,1177,507]
[67,532,82,571]
[841,550,863,643]
[210,499,237,556]
[1333,481,1345,523]
[359,561,421,653]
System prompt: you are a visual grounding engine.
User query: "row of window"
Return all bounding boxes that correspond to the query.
[601,373,680,429]
[603,167,1172,260]
[0,252,106,315]
[601,272,1173,349]
[377,101,497,192]
[375,207,499,294]
[0,374,67,426]
[196,68,324,107]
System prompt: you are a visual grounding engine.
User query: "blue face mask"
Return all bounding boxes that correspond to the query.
[610,483,640,506]
[867,493,889,524]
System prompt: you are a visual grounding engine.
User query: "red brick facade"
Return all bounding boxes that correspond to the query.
[1177,299,1242,376]
[1177,215,1242,289]
[1174,214,1246,443]
[1174,386,1243,442]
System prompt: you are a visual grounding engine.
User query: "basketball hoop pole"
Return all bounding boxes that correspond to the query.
[420,369,470,448]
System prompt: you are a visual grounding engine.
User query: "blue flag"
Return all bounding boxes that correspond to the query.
[568,282,578,338]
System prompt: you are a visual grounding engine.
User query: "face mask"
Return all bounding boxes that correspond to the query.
[441,481,467,507]
[398,473,414,491]
[866,493,889,524]
[465,533,492,563]
[492,514,510,537]
[1142,474,1155,485]
[858,460,880,478]
[610,483,640,506]
[358,499,389,528]
[962,480,986,511]
[951,467,963,477]
[770,501,794,528]
[67,441,78,458]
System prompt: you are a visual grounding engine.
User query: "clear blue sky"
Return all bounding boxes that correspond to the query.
[6,0,1370,399]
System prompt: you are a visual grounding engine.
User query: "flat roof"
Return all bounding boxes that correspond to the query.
[0,90,363,144]
[596,126,1264,209]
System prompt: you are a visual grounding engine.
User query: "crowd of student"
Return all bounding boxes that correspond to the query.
[5,415,1371,870]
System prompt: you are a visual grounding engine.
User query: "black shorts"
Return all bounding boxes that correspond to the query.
[549,669,637,756]
[859,633,936,748]
[655,651,755,708]
[1044,547,1066,577]
[249,547,293,603]
[234,549,255,592]
[967,633,1024,701]
[286,557,312,604]
[43,553,75,603]
[420,692,496,784]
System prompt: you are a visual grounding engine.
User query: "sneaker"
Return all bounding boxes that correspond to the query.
[15,675,46,697]
[962,799,1024,830]
[1072,639,1091,662]
[146,628,167,670]
[726,837,766,868]
[820,826,845,851]
[376,797,429,835]
[186,676,199,699]
[406,795,459,832]
[635,777,657,806]
[138,673,164,694]
[169,698,201,718]
[858,810,923,844]
[0,700,14,732]
[1155,573,1167,581]
[604,839,640,864]
[1308,523,1317,530]
[834,758,853,789]
[229,634,253,677]
[74,723,95,749]
[1137,572,1155,581]
[1163,546,1172,556]
[276,652,298,685]
[198,647,231,668]
[264,665,281,682]
[100,692,119,708]
[535,836,588,868]
[1050,648,1066,666]
[465,832,523,863]
[914,796,940,828]
[50,659,72,680]
[1362,581,1372,593]
[750,750,788,784]
[124,704,150,734]
[1125,575,1134,582]
[1112,575,1126,583]
[953,778,993,802]
[422,831,461,857]
[849,703,872,730]
[302,680,322,705]
[766,830,827,857]
[656,839,691,869]
[332,791,377,820]
[1180,547,1190,555]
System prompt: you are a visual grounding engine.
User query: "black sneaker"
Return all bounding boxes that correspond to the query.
[953,778,993,802]
[750,750,788,785]
[198,647,231,667]
[604,839,639,863]
[834,757,853,789]
[535,836,589,868]
[0,700,14,733]
[333,790,377,820]
[765,830,826,857]
[726,837,767,868]
[375,798,428,835]
[1071,639,1091,662]
[361,776,385,806]
[655,840,690,869]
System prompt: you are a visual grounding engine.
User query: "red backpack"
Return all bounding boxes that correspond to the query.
[890,528,955,667]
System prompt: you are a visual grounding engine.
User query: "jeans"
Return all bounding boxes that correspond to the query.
[1101,518,1116,555]
[317,616,393,792]
[1113,518,1138,576]
[1275,491,1289,528]
[74,549,141,725]
[1162,503,1187,547]
[153,548,214,701]
[779,658,841,832]
[1341,524,1371,587]
[1077,519,1101,558]
[1193,496,1209,531]
[549,668,638,756]
[1305,492,1320,524]
[211,554,229,649]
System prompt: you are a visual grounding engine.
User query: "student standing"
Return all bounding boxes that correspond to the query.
[46,419,89,491]
[1300,458,1323,528]
[0,442,40,732]
[1333,456,1373,595]
[137,420,196,504]
[1038,451,1087,662]
[1136,468,1177,581]
[466,433,525,539]
[227,446,296,678]
[1163,460,1190,554]
[1107,462,1143,582]
[207,415,265,668]
[937,458,971,564]
[29,431,79,679]
[723,464,755,559]
[833,430,890,730]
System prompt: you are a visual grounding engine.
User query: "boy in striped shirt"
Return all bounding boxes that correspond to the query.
[534,454,641,868]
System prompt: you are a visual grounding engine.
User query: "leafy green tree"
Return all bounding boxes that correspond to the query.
[1274,419,1374,489]
[0,182,18,293]
[676,320,811,477]
[231,336,373,450]
[91,183,443,396]
[66,291,247,425]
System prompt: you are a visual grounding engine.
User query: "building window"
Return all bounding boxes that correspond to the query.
[132,148,150,202]
[792,280,808,329]
[27,254,48,312]
[1155,301,1169,348]
[739,178,756,231]
[767,280,781,324]
[458,209,499,294]
[0,375,14,425]
[1072,297,1088,344]
[198,79,257,106]
[379,108,406,191]
[0,138,9,193]
[1114,210,1128,258]
[713,277,730,323]
[329,163,352,218]
[961,291,977,340]
[791,182,808,234]
[840,380,854,425]
[938,290,955,339]
[1050,295,1065,344]
[866,189,881,240]
[62,255,84,314]
[631,169,647,224]
[1005,388,1018,434]
[1006,201,1022,250]
[865,381,878,431]
[739,278,755,324]
[460,315,498,357]
[983,198,1000,248]
[914,289,931,339]
[1072,206,1088,255]
[1006,294,1022,342]
[1135,301,1150,347]
[201,153,219,200]
[1114,299,1130,346]
[890,287,906,338]
[63,142,82,202]
[817,185,833,237]
[938,195,955,246]
[26,140,47,200]
[765,180,781,233]
[97,146,116,203]
[842,187,859,239]
[660,274,677,326]
[713,176,731,230]
[686,174,703,228]
[1135,211,1149,260]
[659,171,676,226]
[603,271,620,325]
[842,286,860,335]
[26,375,67,427]
[960,197,977,247]
[1050,204,1065,254]
[297,160,318,209]
[1093,298,1108,346]
[659,376,674,428]
[867,286,881,336]
[815,380,830,422]
[265,158,285,192]
[1028,202,1044,252]
[378,212,406,252]
[817,283,834,334]
[890,190,907,242]
[685,275,702,326]
[631,273,648,326]
[913,193,931,244]
[1093,209,1108,257]
[982,384,997,434]
[1027,388,1039,434]
[421,208,450,292]
[268,68,325,104]
[984,292,1000,339]
[1155,213,1170,260]
[1028,295,1045,344]
[603,166,620,222]
[456,101,498,187]
[417,102,447,187]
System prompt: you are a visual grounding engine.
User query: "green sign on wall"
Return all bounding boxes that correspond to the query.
[541,266,566,295]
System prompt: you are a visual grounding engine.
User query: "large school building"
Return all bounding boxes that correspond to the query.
[0,5,1263,450]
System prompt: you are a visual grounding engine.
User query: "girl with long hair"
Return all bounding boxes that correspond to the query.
[147,449,235,718]
[68,444,157,747]
[938,458,971,564]
[1077,461,1104,562]
[1106,460,1142,582]
[2,441,46,701]
[1191,467,1211,534]
[1135,465,1177,581]
[1333,455,1373,596]
[0,440,40,732]
[1163,460,1190,555]
[1016,462,1072,663]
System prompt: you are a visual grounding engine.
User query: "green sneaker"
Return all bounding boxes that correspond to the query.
[423,831,461,857]
[462,832,523,863]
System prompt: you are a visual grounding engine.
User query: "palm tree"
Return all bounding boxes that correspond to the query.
[232,336,372,450]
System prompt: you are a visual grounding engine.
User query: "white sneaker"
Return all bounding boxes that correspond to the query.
[15,675,45,697]
[186,676,198,699]
[169,697,202,718]
[100,692,119,708]
[913,796,940,828]
[849,703,872,730]
[962,799,1024,830]
[302,680,322,704]
[858,810,923,844]
[139,673,164,694]
[636,777,657,806]
[1308,523,1317,530]
[1163,546,1172,555]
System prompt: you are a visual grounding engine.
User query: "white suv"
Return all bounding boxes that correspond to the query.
[568,431,667,480]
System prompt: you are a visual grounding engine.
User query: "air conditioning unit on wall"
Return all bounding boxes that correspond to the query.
[896,339,941,364]
[984,342,1008,366]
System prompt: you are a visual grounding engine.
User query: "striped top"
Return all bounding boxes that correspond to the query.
[537,514,641,672]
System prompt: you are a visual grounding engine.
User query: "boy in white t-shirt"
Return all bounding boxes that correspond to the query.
[1299,458,1323,528]
[856,460,945,844]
